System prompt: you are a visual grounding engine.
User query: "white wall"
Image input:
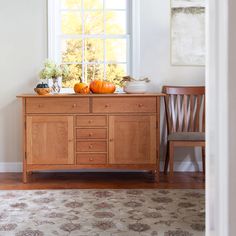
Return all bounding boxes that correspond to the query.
[0,0,47,170]
[140,0,205,169]
[140,0,205,89]
[0,0,205,171]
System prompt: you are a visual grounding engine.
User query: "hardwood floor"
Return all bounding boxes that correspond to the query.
[0,172,205,190]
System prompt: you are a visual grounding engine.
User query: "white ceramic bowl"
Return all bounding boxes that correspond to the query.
[123,81,148,94]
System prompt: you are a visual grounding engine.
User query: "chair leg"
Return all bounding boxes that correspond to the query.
[202,147,205,174]
[169,142,175,176]
[164,141,170,174]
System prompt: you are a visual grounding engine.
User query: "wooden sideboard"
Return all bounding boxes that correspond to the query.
[17,94,163,183]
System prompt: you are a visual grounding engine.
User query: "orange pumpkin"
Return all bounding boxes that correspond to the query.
[74,82,90,94]
[80,85,90,94]
[90,80,116,94]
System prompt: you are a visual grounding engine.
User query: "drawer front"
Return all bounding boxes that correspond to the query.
[92,97,157,113]
[76,128,107,139]
[26,98,89,114]
[76,116,107,127]
[76,153,107,164]
[76,141,107,152]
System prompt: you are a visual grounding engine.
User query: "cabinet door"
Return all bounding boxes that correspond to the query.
[26,116,74,165]
[109,116,156,164]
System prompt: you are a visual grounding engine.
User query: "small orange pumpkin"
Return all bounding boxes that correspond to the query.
[74,82,90,94]
[90,80,116,94]
[80,85,90,94]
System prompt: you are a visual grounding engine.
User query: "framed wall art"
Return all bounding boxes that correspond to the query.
[171,0,205,66]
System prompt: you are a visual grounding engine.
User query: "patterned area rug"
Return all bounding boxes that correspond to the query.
[0,189,205,236]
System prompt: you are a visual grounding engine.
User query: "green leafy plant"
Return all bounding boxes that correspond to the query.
[39,59,69,80]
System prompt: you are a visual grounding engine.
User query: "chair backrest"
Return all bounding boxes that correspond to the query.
[162,86,205,134]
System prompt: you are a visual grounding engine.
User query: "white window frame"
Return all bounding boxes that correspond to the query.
[47,0,140,88]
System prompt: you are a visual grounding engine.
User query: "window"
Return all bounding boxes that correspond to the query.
[48,0,139,88]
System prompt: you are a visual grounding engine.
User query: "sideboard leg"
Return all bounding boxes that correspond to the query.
[149,170,159,183]
[23,171,28,184]
[153,169,159,183]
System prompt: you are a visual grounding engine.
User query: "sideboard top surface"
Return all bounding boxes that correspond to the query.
[17,93,165,98]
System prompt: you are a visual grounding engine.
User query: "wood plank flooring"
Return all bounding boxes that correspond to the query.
[0,172,205,190]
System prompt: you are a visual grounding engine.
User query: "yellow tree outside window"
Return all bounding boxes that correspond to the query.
[60,0,128,88]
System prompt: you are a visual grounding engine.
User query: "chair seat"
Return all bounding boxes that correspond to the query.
[168,132,205,141]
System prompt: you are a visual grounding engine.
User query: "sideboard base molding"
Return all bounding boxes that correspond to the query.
[26,164,157,171]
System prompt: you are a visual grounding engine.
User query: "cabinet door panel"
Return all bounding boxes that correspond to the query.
[109,116,156,164]
[26,116,74,165]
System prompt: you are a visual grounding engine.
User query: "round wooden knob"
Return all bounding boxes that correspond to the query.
[138,104,143,107]
[109,138,114,142]
[89,133,93,137]
[105,104,109,108]
[72,104,77,108]
[38,104,43,108]
[89,158,93,161]
[89,145,93,149]
[88,120,92,124]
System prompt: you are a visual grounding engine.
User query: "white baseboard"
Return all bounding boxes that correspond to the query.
[0,161,203,173]
[0,162,22,172]
[160,161,203,172]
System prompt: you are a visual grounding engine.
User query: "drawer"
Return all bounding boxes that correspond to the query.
[76,141,107,152]
[76,116,107,127]
[76,128,107,139]
[76,153,107,164]
[92,97,157,113]
[26,98,89,114]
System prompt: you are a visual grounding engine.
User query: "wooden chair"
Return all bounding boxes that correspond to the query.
[162,86,205,176]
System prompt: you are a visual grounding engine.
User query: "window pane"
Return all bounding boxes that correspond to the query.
[106,39,127,62]
[62,64,82,88]
[84,0,103,9]
[105,0,126,9]
[84,11,104,34]
[106,64,127,87]
[62,12,82,34]
[61,0,81,9]
[85,39,103,62]
[62,39,83,63]
[106,11,126,34]
[84,64,104,83]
